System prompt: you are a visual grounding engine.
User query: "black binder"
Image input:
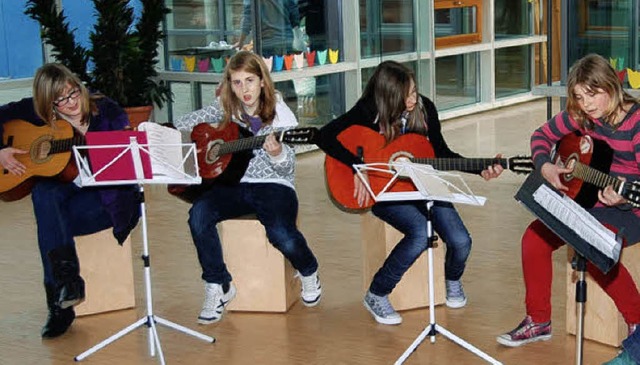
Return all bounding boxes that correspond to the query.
[515,171,621,274]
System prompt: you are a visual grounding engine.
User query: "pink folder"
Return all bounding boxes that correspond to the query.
[85,131,152,181]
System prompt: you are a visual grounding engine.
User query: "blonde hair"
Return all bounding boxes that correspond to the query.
[32,63,97,126]
[219,51,276,128]
[566,54,637,129]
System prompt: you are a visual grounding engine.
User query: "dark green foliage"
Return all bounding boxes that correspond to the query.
[25,0,173,109]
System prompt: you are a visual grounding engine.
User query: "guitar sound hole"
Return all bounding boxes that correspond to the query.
[206,143,221,164]
[31,137,53,164]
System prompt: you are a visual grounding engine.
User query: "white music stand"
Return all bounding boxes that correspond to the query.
[71,135,213,364]
[353,161,502,365]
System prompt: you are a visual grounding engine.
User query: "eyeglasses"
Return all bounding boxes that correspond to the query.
[53,88,81,107]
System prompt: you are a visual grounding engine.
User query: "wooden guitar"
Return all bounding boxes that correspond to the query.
[168,122,319,202]
[555,132,640,208]
[0,119,83,202]
[325,125,534,211]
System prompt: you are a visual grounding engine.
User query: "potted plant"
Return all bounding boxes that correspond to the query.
[25,0,173,128]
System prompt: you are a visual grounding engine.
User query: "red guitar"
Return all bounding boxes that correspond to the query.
[555,132,640,208]
[0,119,82,202]
[168,122,318,202]
[325,125,534,211]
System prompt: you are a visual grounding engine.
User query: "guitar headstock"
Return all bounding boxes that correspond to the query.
[507,155,535,175]
[281,127,319,145]
[622,180,640,208]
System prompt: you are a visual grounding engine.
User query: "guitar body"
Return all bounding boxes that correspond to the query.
[0,119,77,202]
[169,122,319,203]
[168,123,254,203]
[324,125,435,211]
[555,132,614,208]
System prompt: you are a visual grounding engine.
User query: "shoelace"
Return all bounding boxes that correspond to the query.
[203,285,222,310]
[447,281,463,297]
[374,295,396,316]
[299,273,318,293]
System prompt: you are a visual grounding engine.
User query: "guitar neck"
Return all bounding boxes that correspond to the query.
[217,130,291,155]
[572,162,623,191]
[50,135,85,154]
[410,157,506,172]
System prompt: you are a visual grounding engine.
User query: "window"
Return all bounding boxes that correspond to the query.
[495,45,531,98]
[435,53,480,109]
[360,0,416,58]
[434,0,483,49]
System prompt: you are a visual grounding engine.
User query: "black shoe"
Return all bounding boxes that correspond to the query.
[48,246,86,308]
[57,277,85,309]
[42,284,75,338]
[41,305,75,338]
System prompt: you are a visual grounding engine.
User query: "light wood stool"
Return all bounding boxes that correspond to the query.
[219,216,300,312]
[361,213,445,311]
[74,229,136,316]
[566,244,640,347]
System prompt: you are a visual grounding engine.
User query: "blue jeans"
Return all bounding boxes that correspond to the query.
[188,183,319,284]
[31,180,113,285]
[623,329,640,363]
[368,200,472,296]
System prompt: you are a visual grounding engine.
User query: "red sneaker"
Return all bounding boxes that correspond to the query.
[496,315,552,347]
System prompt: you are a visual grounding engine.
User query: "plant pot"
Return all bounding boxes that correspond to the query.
[125,105,153,130]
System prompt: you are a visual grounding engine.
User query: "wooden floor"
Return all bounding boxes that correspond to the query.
[0,99,621,364]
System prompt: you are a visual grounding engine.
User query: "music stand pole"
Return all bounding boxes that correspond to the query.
[573,254,587,365]
[395,201,502,365]
[74,139,214,364]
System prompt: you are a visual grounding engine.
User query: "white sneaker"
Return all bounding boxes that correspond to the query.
[363,291,402,325]
[297,271,322,307]
[198,282,236,324]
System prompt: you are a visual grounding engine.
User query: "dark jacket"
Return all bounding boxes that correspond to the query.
[317,94,466,172]
[0,96,140,244]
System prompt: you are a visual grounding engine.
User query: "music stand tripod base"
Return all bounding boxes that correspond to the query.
[393,202,502,365]
[71,139,213,364]
[351,162,501,364]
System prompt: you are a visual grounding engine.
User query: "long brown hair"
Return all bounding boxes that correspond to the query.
[219,51,277,128]
[361,61,427,142]
[32,63,97,126]
[566,53,637,129]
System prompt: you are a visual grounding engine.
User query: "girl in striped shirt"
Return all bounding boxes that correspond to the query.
[497,54,640,362]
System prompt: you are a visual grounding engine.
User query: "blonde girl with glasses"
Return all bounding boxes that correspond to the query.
[0,63,141,339]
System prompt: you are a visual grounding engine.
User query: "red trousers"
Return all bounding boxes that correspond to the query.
[523,220,640,324]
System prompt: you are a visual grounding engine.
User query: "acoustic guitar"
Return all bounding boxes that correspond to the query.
[324,125,534,211]
[0,119,82,202]
[555,132,640,208]
[168,122,319,202]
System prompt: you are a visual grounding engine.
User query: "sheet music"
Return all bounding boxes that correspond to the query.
[532,184,620,260]
[138,122,185,179]
[353,161,486,206]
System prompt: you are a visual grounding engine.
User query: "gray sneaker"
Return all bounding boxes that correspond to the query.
[446,280,467,308]
[363,291,402,325]
[198,282,236,324]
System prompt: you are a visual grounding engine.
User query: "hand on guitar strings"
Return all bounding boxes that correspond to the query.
[354,173,371,208]
[0,147,27,175]
[541,160,573,192]
[598,179,627,207]
[480,153,505,181]
[263,132,283,157]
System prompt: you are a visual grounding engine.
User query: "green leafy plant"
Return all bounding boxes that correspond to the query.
[25,0,172,109]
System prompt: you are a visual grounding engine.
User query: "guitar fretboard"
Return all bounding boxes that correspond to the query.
[50,135,85,154]
[218,135,269,155]
[410,157,507,172]
[571,162,622,192]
